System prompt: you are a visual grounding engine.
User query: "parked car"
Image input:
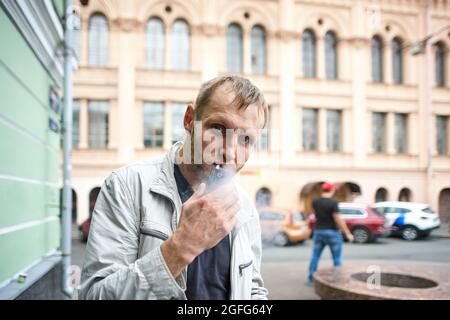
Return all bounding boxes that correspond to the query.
[258,207,312,246]
[79,217,91,242]
[308,202,389,243]
[373,201,440,241]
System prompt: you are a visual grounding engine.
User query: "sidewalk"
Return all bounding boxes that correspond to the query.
[432,225,450,238]
[262,261,320,300]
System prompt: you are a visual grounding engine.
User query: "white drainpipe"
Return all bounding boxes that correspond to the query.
[61,0,75,298]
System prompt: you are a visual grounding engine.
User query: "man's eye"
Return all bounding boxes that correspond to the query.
[238,135,252,146]
[211,124,226,135]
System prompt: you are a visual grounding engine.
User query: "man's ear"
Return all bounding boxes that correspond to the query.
[184,104,195,133]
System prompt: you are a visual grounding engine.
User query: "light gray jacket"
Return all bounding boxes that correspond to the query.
[78,142,268,300]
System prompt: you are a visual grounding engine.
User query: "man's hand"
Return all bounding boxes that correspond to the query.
[161,182,239,278]
[333,212,353,244]
[345,232,354,243]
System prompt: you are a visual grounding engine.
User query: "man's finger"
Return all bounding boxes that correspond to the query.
[190,182,206,200]
[208,181,235,198]
[223,202,240,221]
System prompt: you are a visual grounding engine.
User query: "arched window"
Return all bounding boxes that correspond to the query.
[398,188,412,202]
[251,25,266,75]
[59,189,78,223]
[334,182,362,202]
[302,29,316,78]
[227,23,243,73]
[325,31,337,79]
[435,41,446,87]
[89,187,101,218]
[256,187,272,208]
[371,35,383,82]
[438,189,450,227]
[146,18,165,69]
[375,188,388,202]
[392,37,403,84]
[88,13,108,67]
[172,19,190,71]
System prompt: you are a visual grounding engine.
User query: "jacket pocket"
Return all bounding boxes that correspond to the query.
[140,228,169,241]
[140,221,171,241]
[239,260,253,276]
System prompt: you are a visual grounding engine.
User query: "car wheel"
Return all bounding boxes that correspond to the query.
[401,226,419,241]
[352,227,370,244]
[273,233,289,247]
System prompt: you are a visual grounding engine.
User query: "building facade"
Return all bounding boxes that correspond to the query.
[0,0,66,298]
[71,0,450,232]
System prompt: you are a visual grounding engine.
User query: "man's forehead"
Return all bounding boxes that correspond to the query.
[203,104,264,130]
[201,84,265,129]
[208,83,238,108]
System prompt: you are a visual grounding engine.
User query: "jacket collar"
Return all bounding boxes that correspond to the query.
[148,142,183,213]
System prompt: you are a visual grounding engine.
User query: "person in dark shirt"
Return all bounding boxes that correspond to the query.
[79,75,268,300]
[174,164,231,299]
[308,182,354,283]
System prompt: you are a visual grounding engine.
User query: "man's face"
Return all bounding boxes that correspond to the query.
[184,84,265,182]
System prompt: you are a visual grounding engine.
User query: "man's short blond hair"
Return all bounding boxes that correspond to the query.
[193,75,268,128]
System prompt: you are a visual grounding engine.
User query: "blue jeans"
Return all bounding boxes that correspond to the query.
[308,229,343,283]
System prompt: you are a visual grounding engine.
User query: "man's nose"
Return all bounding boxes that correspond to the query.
[221,132,238,163]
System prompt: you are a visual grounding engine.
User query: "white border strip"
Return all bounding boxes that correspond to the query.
[0,114,59,153]
[0,216,59,236]
[0,60,50,113]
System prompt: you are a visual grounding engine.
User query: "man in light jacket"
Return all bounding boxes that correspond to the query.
[79,76,269,300]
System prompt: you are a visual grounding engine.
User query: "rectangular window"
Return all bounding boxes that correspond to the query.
[395,113,408,153]
[257,106,271,151]
[302,108,318,151]
[372,112,386,153]
[171,103,187,144]
[88,101,109,148]
[144,102,164,148]
[327,110,341,152]
[73,100,80,148]
[437,115,448,155]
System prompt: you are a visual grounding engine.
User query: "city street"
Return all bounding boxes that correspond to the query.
[261,235,450,299]
[71,232,450,300]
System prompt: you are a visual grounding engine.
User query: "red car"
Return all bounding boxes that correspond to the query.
[308,202,389,243]
[79,218,91,242]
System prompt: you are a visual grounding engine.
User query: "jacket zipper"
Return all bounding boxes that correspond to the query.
[140,228,169,241]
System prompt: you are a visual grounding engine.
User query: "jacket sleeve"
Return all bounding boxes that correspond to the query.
[78,172,185,300]
[249,205,269,300]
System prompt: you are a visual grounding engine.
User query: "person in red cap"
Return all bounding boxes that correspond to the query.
[308,182,354,284]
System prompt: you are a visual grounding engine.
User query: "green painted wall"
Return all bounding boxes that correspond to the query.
[0,7,61,284]
[0,220,60,284]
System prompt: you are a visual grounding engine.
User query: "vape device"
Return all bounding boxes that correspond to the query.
[205,164,231,194]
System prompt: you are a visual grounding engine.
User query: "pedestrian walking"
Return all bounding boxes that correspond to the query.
[308,182,354,284]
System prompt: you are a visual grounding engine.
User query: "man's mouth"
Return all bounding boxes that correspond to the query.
[213,162,224,169]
